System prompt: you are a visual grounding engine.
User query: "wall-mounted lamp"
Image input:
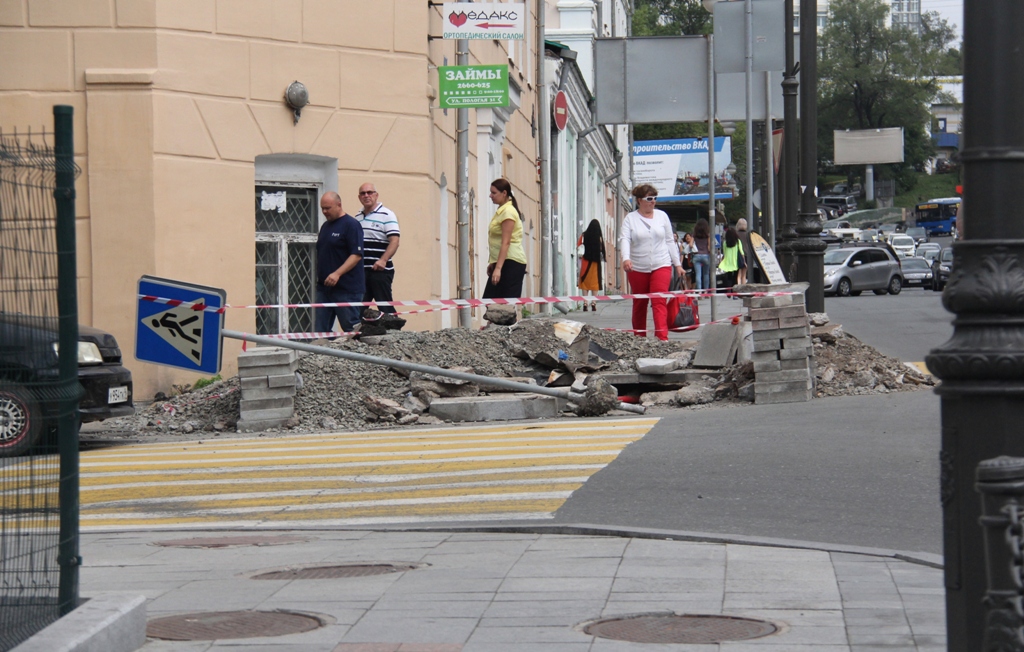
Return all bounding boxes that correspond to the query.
[284,81,309,125]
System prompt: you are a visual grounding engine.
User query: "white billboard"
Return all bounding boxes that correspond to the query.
[442,3,525,40]
[633,137,734,202]
[834,128,904,165]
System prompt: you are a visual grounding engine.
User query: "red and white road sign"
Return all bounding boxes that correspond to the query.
[553,91,569,131]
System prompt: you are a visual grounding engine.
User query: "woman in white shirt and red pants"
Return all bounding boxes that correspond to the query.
[619,184,685,341]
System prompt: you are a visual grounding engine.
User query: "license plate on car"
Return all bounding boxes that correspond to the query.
[108,386,128,404]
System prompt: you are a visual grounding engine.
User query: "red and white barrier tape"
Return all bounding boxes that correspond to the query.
[247,311,745,339]
[138,289,799,315]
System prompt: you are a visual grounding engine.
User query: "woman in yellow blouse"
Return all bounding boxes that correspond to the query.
[484,178,528,298]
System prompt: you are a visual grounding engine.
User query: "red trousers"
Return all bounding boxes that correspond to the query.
[627,266,672,341]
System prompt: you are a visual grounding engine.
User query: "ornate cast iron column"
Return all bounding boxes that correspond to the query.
[975,457,1024,650]
[789,0,825,312]
[924,3,1024,649]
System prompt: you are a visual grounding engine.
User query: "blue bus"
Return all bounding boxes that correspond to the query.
[914,197,960,235]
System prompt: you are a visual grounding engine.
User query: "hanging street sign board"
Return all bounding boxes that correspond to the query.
[438,65,509,108]
[136,275,226,374]
[442,3,525,40]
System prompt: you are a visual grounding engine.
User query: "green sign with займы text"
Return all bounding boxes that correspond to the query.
[438,65,509,108]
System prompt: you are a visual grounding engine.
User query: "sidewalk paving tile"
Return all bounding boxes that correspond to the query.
[341,616,478,644]
[77,530,945,652]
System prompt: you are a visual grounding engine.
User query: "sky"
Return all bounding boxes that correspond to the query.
[921,0,962,38]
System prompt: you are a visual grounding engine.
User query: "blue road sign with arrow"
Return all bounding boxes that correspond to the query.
[136,275,226,374]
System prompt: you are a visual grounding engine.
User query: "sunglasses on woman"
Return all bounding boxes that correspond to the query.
[641,196,657,202]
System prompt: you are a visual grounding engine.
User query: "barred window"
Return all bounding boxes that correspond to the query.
[255,185,318,335]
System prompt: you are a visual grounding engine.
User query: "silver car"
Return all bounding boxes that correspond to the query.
[823,246,904,297]
[916,242,941,264]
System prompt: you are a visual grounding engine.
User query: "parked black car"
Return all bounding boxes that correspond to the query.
[0,313,134,456]
[931,246,954,291]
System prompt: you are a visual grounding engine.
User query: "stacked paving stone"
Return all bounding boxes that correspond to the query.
[236,347,299,431]
[745,288,813,404]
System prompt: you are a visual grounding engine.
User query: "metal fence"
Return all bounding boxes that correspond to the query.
[0,107,81,650]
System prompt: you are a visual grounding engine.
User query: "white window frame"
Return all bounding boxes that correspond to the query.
[255,181,321,335]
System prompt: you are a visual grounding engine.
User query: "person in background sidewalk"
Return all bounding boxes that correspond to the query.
[719,226,745,290]
[355,183,400,314]
[735,218,755,284]
[680,231,698,290]
[692,217,712,290]
[577,219,605,311]
[619,184,685,341]
[483,178,528,298]
[315,192,364,334]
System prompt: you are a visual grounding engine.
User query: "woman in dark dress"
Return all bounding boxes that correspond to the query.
[577,219,605,311]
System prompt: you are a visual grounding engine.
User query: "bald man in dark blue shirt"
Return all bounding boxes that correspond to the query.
[315,191,364,334]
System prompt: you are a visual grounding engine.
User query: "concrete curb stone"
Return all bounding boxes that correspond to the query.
[11,593,146,652]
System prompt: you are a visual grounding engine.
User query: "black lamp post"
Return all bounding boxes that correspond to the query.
[789,0,825,312]
[924,3,1024,649]
[776,0,800,282]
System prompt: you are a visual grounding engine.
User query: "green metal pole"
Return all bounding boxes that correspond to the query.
[53,105,82,615]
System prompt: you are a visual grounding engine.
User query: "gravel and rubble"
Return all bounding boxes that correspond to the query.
[811,317,936,397]
[86,314,935,442]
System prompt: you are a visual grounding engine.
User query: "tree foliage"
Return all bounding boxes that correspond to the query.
[631,0,711,38]
[631,0,712,142]
[817,0,957,191]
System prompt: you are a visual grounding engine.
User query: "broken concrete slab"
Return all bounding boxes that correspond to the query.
[410,378,480,398]
[594,370,717,386]
[640,390,678,406]
[635,358,679,375]
[676,385,715,406]
[428,393,564,422]
[484,304,518,325]
[811,322,845,343]
[693,322,740,367]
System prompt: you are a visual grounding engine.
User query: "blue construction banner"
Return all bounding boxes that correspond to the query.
[633,137,735,202]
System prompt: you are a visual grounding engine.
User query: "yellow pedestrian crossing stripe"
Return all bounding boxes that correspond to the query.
[906,361,931,375]
[77,418,658,530]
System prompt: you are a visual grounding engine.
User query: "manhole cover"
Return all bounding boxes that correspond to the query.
[251,563,420,580]
[147,610,324,640]
[583,613,777,644]
[153,535,311,548]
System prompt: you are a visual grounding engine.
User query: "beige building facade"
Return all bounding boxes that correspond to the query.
[0,0,544,398]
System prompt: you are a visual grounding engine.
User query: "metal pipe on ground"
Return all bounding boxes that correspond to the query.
[222,330,646,415]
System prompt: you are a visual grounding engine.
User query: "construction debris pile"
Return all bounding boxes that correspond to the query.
[810,316,936,396]
[91,313,934,439]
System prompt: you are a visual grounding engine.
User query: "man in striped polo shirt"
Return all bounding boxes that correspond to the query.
[355,183,401,314]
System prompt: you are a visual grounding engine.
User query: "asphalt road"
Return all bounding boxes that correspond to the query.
[554,392,941,554]
[554,282,947,554]
[823,282,954,363]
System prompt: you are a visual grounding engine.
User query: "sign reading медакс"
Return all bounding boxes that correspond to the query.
[442,3,525,40]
